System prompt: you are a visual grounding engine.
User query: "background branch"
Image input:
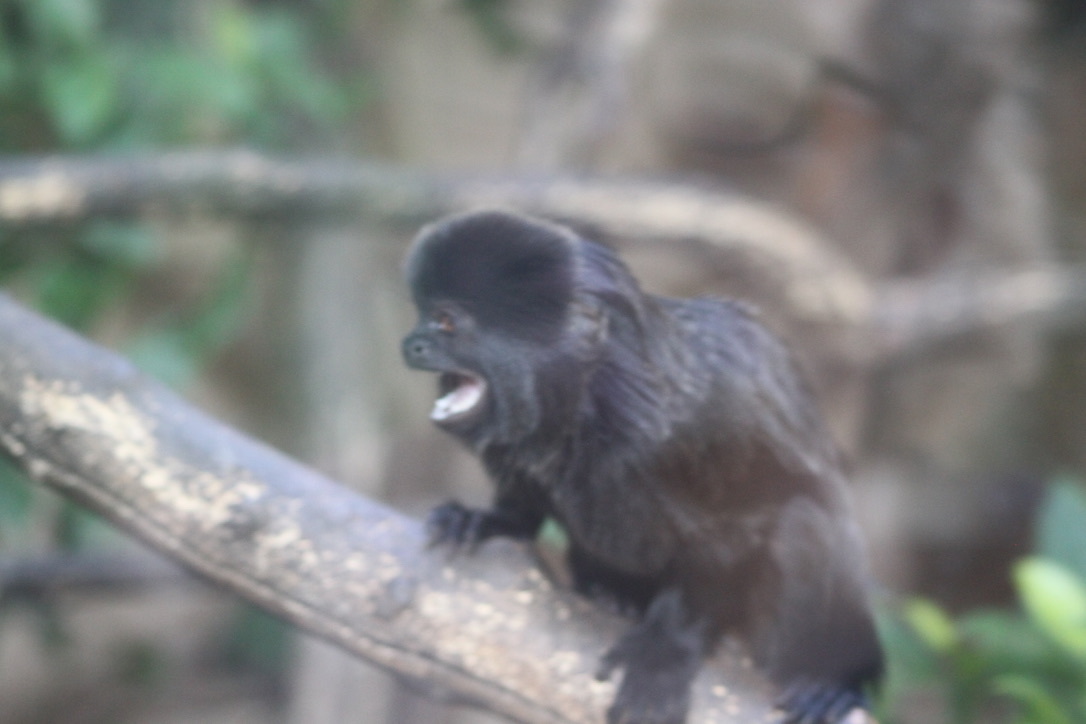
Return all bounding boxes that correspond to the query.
[2,151,1082,366]
[0,552,191,600]
[0,293,776,724]
[873,266,1086,362]
[0,150,869,328]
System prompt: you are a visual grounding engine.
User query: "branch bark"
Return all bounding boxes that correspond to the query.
[873,266,1086,362]
[0,293,777,724]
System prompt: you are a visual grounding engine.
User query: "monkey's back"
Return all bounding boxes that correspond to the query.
[555,294,851,588]
[652,296,845,505]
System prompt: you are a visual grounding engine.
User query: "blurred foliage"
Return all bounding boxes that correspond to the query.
[0,458,31,547]
[0,0,365,382]
[0,0,355,149]
[0,0,364,689]
[0,0,361,520]
[0,0,357,372]
[219,604,293,678]
[125,247,252,389]
[879,478,1086,723]
[457,0,524,55]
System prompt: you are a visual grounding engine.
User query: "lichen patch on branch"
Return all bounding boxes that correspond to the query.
[0,172,85,221]
[17,375,266,534]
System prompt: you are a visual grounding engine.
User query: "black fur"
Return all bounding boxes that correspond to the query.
[402,210,883,724]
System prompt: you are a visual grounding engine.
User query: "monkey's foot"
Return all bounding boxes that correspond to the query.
[596,591,705,724]
[605,694,688,724]
[425,501,489,551]
[600,655,693,724]
[775,680,869,724]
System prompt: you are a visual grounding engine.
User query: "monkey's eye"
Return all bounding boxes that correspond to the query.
[433,312,456,334]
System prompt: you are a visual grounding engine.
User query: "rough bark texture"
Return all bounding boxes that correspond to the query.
[0,293,777,724]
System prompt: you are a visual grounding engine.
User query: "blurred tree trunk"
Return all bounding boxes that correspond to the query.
[286,223,401,724]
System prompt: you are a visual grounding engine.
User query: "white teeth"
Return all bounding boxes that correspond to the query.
[431,375,486,422]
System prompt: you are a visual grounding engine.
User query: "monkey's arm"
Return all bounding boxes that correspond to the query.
[427,474,548,549]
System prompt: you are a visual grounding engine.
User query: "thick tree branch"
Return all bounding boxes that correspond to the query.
[0,294,777,724]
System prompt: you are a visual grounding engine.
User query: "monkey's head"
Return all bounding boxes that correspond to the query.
[401,210,640,447]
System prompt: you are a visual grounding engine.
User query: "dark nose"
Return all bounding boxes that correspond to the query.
[402,332,431,367]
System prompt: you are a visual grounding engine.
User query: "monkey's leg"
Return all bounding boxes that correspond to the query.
[764,499,883,724]
[596,588,709,724]
[567,544,659,615]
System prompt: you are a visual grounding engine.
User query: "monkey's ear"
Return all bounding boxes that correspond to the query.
[568,299,609,360]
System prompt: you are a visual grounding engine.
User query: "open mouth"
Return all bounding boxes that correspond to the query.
[431,371,487,424]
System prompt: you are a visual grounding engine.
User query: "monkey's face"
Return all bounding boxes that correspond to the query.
[402,300,565,447]
[402,303,491,431]
[401,210,594,446]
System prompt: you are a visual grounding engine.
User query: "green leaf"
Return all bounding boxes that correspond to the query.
[125,329,201,390]
[458,0,524,55]
[871,606,944,721]
[250,11,348,130]
[26,0,101,50]
[221,605,290,676]
[993,675,1073,724]
[211,3,258,68]
[80,222,159,270]
[905,598,960,653]
[34,255,127,330]
[56,500,116,550]
[1015,558,1086,659]
[538,517,569,549]
[0,35,18,93]
[180,251,251,355]
[0,457,32,534]
[126,251,251,388]
[40,52,118,145]
[958,610,1060,674]
[1036,477,1086,580]
[114,640,165,687]
[127,47,256,143]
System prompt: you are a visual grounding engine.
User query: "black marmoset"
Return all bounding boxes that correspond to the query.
[401,210,883,724]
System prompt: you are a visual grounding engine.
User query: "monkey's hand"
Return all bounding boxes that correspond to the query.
[426,501,493,552]
[596,590,706,724]
[426,500,542,552]
[775,679,871,724]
